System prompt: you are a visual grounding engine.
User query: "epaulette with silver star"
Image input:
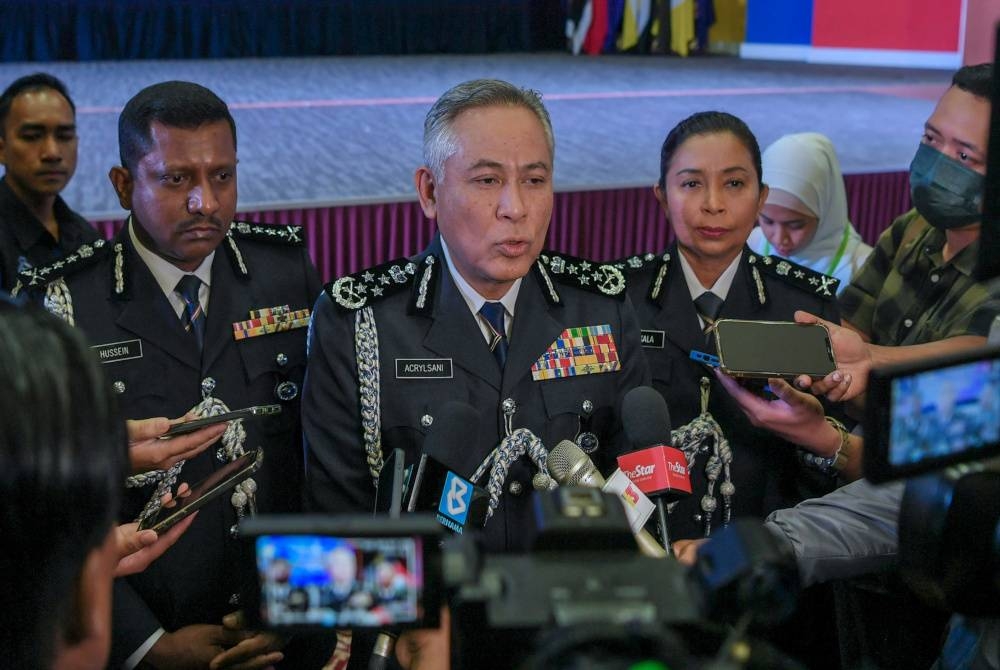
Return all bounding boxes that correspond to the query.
[610,251,672,304]
[15,238,110,289]
[228,221,305,246]
[326,257,421,312]
[610,252,665,274]
[534,251,627,304]
[748,252,840,300]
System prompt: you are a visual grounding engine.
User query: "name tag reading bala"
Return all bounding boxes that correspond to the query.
[395,358,453,379]
[640,330,665,349]
[92,339,143,364]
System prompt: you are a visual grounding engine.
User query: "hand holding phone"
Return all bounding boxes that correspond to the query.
[127,415,227,474]
[161,404,282,437]
[715,370,834,457]
[138,449,264,533]
[115,513,199,577]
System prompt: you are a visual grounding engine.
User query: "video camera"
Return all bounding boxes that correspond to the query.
[241,487,806,669]
[863,342,1000,615]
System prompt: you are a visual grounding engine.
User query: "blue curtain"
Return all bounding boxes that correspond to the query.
[0,0,550,62]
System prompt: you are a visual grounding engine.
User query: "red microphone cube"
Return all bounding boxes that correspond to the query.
[617,445,692,497]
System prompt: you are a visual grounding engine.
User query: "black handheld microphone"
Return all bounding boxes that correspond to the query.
[618,386,693,553]
[369,402,487,670]
[409,401,490,534]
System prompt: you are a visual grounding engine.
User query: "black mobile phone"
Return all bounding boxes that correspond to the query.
[161,405,282,438]
[240,515,443,631]
[713,319,837,380]
[138,448,264,533]
[863,344,1000,483]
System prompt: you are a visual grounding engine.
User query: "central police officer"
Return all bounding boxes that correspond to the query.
[303,80,649,555]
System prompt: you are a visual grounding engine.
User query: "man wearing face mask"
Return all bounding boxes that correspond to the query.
[837,62,998,357]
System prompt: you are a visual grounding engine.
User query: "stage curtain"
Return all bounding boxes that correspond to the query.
[91,174,909,283]
[0,0,548,61]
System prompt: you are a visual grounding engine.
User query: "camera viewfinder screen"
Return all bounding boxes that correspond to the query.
[256,535,424,627]
[889,359,1000,466]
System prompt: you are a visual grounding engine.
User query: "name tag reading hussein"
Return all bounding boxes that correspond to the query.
[92,339,143,364]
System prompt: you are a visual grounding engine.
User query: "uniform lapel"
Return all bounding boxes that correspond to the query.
[731,249,768,317]
[113,235,201,371]
[501,270,565,397]
[423,261,502,391]
[658,253,709,356]
[202,250,252,372]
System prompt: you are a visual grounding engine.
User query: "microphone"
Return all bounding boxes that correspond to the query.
[618,386,692,553]
[548,440,667,558]
[369,404,486,670]
[409,401,490,534]
[371,450,407,670]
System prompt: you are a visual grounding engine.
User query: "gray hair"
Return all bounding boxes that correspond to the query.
[422,79,555,182]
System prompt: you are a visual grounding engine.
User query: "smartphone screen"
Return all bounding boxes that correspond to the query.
[255,535,425,628]
[139,448,263,532]
[714,320,836,379]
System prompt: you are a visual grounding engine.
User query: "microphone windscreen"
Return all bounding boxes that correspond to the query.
[421,401,480,477]
[548,439,604,487]
[621,386,672,449]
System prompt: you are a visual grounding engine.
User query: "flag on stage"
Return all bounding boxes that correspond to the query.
[619,0,652,51]
[670,0,695,56]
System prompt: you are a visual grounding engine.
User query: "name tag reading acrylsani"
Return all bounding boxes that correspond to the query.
[395,358,454,379]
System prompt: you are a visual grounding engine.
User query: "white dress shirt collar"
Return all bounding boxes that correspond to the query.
[129,218,214,318]
[677,248,742,302]
[440,237,520,341]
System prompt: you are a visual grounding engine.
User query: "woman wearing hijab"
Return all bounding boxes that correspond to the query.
[749,132,872,291]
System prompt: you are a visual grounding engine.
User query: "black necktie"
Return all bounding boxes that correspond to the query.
[479,301,508,369]
[694,291,724,335]
[175,274,206,351]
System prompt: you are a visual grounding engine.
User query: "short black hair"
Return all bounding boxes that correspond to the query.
[952,62,994,101]
[0,72,75,136]
[0,302,127,669]
[118,80,236,171]
[658,111,763,190]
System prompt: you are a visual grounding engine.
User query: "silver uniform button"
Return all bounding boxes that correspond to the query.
[276,352,289,367]
[931,274,940,283]
[112,381,126,394]
[508,481,523,496]
[903,318,913,328]
[420,414,434,428]
[502,398,517,415]
[230,524,240,539]
[582,399,594,415]
[275,380,299,401]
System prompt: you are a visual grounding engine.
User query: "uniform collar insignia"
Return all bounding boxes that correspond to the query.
[326,255,420,312]
[610,251,669,305]
[536,251,627,302]
[748,250,839,301]
[229,221,305,246]
[15,237,110,289]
